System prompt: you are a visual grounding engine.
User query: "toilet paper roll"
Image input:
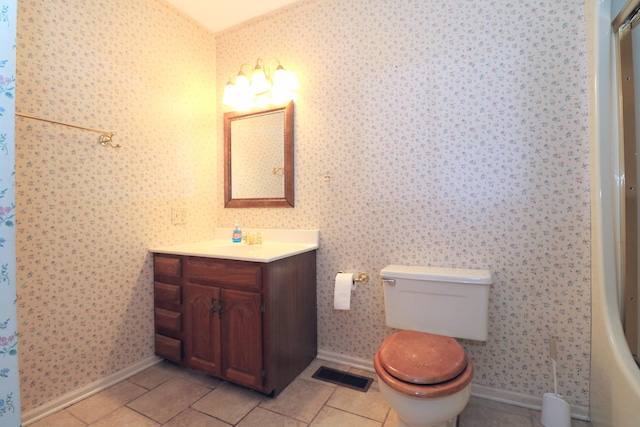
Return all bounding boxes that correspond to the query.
[334,272,355,310]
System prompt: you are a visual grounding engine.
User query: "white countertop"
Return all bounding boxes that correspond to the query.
[149,228,319,263]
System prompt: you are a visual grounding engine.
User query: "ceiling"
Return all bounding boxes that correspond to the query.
[164,0,297,33]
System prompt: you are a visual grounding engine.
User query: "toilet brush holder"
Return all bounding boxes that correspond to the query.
[541,393,571,427]
[542,336,571,427]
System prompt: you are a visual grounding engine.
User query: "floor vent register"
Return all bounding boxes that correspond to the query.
[311,366,374,392]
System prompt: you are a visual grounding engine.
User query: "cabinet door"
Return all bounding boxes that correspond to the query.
[221,289,263,389]
[184,283,221,376]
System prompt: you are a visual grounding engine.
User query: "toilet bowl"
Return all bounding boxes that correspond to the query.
[374,330,474,427]
[376,265,493,427]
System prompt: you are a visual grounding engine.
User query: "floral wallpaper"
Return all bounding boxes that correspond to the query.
[216,0,591,409]
[13,0,591,418]
[15,0,216,413]
[0,1,20,425]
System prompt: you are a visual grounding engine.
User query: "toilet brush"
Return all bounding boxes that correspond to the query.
[541,336,571,427]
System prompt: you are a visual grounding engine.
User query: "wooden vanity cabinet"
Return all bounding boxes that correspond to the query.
[184,283,263,389]
[153,256,183,363]
[153,251,317,396]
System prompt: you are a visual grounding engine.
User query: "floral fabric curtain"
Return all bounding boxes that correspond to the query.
[0,1,21,426]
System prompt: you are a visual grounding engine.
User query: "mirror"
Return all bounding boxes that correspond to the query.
[224,101,294,208]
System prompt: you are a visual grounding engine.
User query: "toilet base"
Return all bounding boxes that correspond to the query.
[378,378,470,427]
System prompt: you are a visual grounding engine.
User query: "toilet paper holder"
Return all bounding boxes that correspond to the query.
[338,271,369,285]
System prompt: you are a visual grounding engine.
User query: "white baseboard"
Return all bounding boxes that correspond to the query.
[316,349,590,421]
[21,355,162,426]
[317,348,375,372]
[471,383,590,421]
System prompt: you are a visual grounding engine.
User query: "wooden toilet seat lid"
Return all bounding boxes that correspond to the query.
[378,330,468,384]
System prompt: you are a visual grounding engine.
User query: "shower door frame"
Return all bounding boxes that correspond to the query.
[614,0,640,364]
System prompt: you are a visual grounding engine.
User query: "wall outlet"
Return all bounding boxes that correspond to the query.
[171,207,187,225]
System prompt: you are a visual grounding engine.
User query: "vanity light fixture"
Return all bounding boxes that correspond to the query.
[222,59,297,110]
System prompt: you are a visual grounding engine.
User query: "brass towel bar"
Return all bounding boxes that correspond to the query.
[16,112,120,149]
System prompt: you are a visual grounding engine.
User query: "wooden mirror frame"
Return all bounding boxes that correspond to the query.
[224,101,294,208]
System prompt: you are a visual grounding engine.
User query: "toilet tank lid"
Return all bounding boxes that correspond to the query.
[381,265,493,285]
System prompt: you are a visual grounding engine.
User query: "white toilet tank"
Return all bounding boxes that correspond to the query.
[380,265,492,341]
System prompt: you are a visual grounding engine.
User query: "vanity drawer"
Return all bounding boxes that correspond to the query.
[155,334,182,362]
[187,258,262,291]
[154,255,182,279]
[155,308,182,332]
[154,282,181,305]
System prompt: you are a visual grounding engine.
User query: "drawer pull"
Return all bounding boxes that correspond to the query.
[211,297,217,314]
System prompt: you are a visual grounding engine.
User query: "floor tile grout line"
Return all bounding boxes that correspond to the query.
[187,392,228,424]
[327,405,390,424]
[239,398,262,426]
[125,370,220,426]
[235,405,295,426]
[304,381,339,426]
[323,390,390,424]
[124,401,166,426]
[63,409,88,426]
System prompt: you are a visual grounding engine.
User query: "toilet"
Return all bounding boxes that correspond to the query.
[374,265,492,427]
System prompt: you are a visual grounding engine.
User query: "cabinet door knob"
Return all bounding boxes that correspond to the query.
[210,297,217,314]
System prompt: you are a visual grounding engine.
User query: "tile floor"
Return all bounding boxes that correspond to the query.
[31,359,593,427]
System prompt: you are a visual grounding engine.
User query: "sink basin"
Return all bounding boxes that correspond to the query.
[150,228,319,263]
